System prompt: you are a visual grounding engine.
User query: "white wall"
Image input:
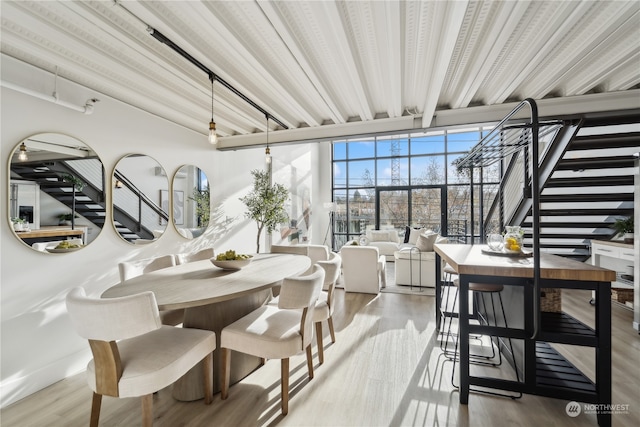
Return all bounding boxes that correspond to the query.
[1,69,325,406]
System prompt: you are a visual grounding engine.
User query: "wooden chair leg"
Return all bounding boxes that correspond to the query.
[141,394,153,427]
[328,316,336,343]
[203,352,213,404]
[306,344,314,380]
[281,358,289,416]
[90,392,102,427]
[315,322,324,364]
[221,348,231,400]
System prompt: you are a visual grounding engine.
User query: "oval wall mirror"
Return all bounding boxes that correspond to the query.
[112,154,169,244]
[8,133,106,253]
[172,165,210,239]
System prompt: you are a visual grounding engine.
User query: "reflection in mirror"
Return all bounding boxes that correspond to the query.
[8,133,105,252]
[172,165,210,239]
[112,154,169,244]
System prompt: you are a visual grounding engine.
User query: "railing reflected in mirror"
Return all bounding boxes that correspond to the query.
[172,165,210,239]
[112,154,169,245]
[8,133,106,252]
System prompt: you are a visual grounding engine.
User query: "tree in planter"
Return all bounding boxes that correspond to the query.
[240,169,289,253]
[190,185,210,227]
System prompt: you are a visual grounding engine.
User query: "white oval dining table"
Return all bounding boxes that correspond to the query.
[102,252,311,401]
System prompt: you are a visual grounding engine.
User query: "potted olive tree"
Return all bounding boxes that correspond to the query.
[240,169,289,253]
[611,216,634,243]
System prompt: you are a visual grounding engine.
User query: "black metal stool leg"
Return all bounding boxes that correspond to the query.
[449,284,522,399]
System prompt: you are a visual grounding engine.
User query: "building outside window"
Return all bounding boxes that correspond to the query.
[331,127,501,250]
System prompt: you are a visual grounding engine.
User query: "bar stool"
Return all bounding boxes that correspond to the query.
[446,279,522,398]
[439,264,458,352]
[442,278,498,362]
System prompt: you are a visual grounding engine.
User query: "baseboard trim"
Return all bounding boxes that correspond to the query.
[1,348,90,408]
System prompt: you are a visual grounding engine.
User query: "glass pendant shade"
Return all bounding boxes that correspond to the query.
[265,146,272,164]
[18,143,28,161]
[208,120,218,145]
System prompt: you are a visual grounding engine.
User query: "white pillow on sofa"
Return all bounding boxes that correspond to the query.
[369,229,399,242]
[416,232,438,252]
[408,227,425,245]
[369,230,389,242]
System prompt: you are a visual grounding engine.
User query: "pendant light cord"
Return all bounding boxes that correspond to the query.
[211,78,219,121]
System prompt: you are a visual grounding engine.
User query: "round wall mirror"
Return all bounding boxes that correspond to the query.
[8,133,106,252]
[112,154,169,245]
[172,165,210,239]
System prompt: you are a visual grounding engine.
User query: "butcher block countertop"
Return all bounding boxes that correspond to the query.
[434,243,616,283]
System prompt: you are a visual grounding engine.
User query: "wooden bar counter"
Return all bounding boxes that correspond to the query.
[16,226,84,240]
[434,243,615,427]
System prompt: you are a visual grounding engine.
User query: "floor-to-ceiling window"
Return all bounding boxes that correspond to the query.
[331,127,500,249]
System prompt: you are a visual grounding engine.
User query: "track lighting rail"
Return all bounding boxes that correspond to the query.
[147,28,288,130]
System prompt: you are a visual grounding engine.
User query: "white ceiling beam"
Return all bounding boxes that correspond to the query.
[218,90,640,149]
[320,1,374,121]
[258,1,344,126]
[432,90,640,129]
[608,60,640,90]
[451,1,529,108]
[129,1,297,130]
[380,1,402,118]
[567,48,640,95]
[217,115,420,150]
[517,2,639,101]
[486,1,593,104]
[421,0,468,128]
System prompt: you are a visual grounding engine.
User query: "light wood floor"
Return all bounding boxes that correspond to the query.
[2,288,639,427]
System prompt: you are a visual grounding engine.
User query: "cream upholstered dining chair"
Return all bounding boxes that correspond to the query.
[306,244,330,264]
[220,265,325,415]
[314,252,342,364]
[118,254,176,281]
[270,244,308,256]
[339,245,386,294]
[269,244,309,296]
[118,255,183,326]
[65,287,216,427]
[174,247,215,265]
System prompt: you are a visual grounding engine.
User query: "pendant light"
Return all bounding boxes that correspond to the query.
[208,77,218,145]
[265,114,272,164]
[18,142,28,161]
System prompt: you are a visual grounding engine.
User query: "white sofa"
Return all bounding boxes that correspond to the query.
[364,229,401,261]
[393,232,447,288]
[394,248,436,287]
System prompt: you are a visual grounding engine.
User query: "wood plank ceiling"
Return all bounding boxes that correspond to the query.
[1,1,639,148]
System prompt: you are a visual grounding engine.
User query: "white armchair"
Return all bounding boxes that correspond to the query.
[340,245,386,294]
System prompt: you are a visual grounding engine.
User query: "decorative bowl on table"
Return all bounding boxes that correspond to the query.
[210,250,253,270]
[45,241,83,253]
[46,246,83,253]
